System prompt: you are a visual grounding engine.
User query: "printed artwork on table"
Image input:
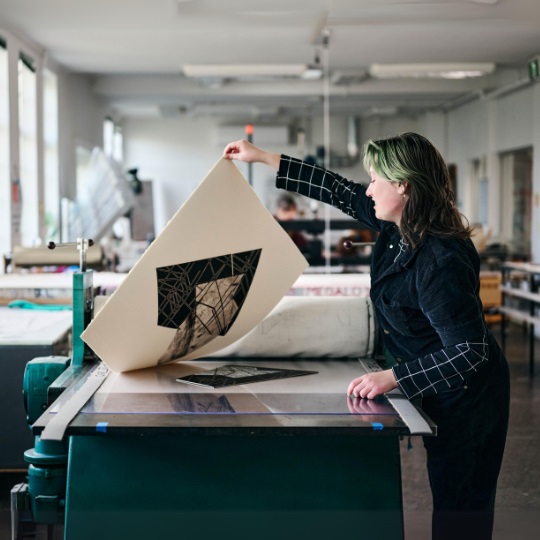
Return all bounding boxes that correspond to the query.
[176,364,318,389]
[156,249,262,363]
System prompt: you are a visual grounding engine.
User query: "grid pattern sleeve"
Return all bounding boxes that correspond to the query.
[392,336,489,399]
[388,246,489,399]
[276,155,380,231]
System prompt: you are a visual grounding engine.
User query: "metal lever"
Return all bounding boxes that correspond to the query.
[48,238,94,272]
[343,240,376,250]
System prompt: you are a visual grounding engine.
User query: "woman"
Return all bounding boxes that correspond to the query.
[223,132,510,540]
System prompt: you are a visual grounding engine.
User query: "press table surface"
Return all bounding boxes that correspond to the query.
[33,359,435,436]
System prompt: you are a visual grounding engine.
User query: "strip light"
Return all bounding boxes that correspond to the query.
[369,63,495,80]
[183,64,309,78]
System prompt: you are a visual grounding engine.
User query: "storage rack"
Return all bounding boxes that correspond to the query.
[500,262,540,376]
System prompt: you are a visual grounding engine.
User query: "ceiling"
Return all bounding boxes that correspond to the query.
[1,0,539,121]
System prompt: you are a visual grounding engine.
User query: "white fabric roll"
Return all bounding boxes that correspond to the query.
[211,295,375,359]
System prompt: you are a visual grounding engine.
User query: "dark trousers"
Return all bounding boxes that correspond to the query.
[421,337,510,540]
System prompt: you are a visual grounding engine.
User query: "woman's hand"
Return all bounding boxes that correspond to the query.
[347,369,398,400]
[223,139,280,170]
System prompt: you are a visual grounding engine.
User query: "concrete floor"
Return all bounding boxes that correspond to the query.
[1,322,538,539]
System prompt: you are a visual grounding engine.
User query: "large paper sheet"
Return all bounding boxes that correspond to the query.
[82,158,308,372]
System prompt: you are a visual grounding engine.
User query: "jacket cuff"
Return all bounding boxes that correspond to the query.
[391,365,417,399]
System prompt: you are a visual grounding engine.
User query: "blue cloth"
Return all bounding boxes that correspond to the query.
[8,299,72,311]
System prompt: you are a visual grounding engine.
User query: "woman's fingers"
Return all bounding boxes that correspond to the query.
[347,370,398,400]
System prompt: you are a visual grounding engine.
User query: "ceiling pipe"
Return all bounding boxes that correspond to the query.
[483,77,532,100]
[439,89,485,112]
[440,76,533,111]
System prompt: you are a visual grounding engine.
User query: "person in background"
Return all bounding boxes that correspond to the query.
[273,193,308,252]
[275,193,300,221]
[223,133,510,540]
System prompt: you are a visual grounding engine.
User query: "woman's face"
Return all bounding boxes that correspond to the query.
[366,167,406,224]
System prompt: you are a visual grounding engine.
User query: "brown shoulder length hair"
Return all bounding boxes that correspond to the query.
[363,132,472,248]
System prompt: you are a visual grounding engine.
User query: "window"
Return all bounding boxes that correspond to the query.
[70,145,93,241]
[76,145,92,194]
[113,125,123,163]
[469,158,487,226]
[0,38,9,262]
[18,52,39,246]
[43,68,59,241]
[104,116,123,164]
[103,117,114,157]
[500,149,533,257]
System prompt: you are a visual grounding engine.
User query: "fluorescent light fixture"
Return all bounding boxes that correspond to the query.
[369,63,495,80]
[367,106,399,117]
[301,65,323,80]
[183,64,309,78]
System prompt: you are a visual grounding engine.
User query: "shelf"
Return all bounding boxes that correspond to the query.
[501,262,540,275]
[500,264,540,377]
[500,286,540,303]
[499,306,540,327]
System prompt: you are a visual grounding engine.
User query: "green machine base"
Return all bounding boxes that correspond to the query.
[64,432,404,540]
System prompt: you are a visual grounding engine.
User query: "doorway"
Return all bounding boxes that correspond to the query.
[500,148,533,259]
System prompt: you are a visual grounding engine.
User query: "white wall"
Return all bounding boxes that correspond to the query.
[123,114,425,232]
[55,69,106,200]
[360,116,421,145]
[495,86,534,152]
[121,81,540,259]
[123,116,304,232]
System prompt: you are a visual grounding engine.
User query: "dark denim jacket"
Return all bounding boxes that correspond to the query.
[276,155,499,398]
[369,221,485,360]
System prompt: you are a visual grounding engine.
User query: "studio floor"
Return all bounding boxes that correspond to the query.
[0,322,538,540]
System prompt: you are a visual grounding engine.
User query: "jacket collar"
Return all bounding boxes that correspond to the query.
[371,235,422,286]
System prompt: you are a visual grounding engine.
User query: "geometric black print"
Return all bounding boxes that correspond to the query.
[156,249,262,364]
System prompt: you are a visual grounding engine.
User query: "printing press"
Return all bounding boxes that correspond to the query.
[12,245,435,540]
